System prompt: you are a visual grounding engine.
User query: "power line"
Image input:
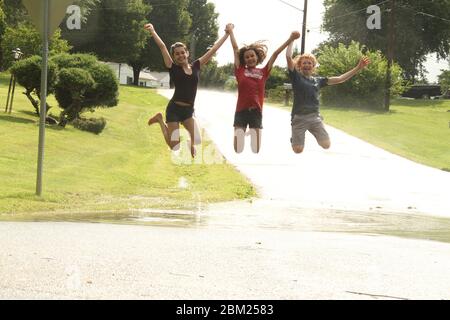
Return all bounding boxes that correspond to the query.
[399,5,450,23]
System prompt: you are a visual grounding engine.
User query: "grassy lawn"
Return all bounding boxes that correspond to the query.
[274,98,450,171]
[0,72,255,218]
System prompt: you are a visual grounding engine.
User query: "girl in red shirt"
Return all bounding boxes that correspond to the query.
[145,22,232,157]
[228,27,300,153]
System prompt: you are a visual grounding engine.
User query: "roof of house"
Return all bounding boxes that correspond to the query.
[139,72,157,81]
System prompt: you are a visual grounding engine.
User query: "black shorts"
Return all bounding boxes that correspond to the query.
[165,100,194,123]
[233,108,263,129]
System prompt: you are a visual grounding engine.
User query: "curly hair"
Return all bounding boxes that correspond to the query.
[239,41,268,66]
[294,53,318,73]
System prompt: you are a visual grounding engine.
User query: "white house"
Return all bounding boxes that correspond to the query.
[104,62,169,88]
[150,71,171,89]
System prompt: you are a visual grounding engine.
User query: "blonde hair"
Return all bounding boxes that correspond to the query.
[294,53,318,73]
[239,41,268,66]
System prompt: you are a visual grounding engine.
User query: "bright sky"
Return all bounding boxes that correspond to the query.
[208,0,448,83]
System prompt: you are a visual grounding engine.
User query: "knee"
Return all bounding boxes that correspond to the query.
[292,145,304,154]
[170,141,181,151]
[319,140,331,149]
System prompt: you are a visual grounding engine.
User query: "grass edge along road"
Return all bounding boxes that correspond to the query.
[0,73,255,218]
[272,97,450,172]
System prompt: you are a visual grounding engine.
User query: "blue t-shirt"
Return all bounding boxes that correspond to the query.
[289,69,328,116]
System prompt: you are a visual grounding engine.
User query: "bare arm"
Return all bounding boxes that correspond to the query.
[198,24,233,66]
[327,56,371,85]
[286,33,300,71]
[266,31,300,73]
[144,23,173,69]
[228,26,240,69]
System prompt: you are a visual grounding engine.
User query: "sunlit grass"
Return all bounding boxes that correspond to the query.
[0,73,255,216]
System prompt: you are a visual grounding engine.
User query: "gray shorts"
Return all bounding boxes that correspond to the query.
[291,113,330,146]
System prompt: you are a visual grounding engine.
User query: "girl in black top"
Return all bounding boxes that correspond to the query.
[145,22,233,157]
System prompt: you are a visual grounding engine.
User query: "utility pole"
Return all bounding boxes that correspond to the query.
[301,0,308,54]
[384,0,396,111]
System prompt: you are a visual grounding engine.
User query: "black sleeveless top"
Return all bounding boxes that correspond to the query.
[169,60,201,106]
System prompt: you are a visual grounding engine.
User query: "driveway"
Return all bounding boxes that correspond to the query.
[159,89,450,217]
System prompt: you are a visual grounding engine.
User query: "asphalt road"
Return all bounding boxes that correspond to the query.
[1,89,450,300]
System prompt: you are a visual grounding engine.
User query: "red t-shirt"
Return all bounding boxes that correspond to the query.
[235,65,270,112]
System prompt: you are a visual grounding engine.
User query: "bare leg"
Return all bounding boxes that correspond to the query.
[148,113,180,150]
[234,127,246,153]
[249,128,262,154]
[182,117,202,157]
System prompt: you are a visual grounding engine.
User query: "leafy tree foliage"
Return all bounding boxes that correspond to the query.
[322,0,450,82]
[186,0,219,60]
[10,53,119,130]
[316,41,404,109]
[51,53,119,126]
[9,55,57,115]
[438,70,450,93]
[1,25,71,69]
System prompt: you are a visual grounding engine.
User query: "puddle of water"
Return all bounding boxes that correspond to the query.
[2,201,450,244]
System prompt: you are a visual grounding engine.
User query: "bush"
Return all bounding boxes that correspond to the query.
[9,55,57,115]
[51,53,119,126]
[315,41,405,110]
[438,70,450,93]
[10,52,119,129]
[267,86,288,104]
[72,117,107,135]
[224,77,237,91]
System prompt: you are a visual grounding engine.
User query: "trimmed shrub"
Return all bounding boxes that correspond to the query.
[72,117,107,135]
[51,53,119,127]
[315,41,405,110]
[9,55,57,115]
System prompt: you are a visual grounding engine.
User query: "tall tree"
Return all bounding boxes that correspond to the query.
[322,0,450,81]
[127,0,191,84]
[62,0,150,65]
[187,0,219,60]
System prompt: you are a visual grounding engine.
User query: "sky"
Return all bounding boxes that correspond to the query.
[208,0,449,83]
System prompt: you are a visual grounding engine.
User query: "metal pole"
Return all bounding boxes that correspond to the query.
[5,75,14,113]
[301,0,308,54]
[36,0,49,196]
[8,76,17,113]
[384,0,395,111]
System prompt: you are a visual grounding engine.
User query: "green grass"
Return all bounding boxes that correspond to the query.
[0,72,255,217]
[274,97,450,171]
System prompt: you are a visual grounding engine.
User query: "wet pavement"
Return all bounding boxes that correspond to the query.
[159,89,450,219]
[1,89,450,299]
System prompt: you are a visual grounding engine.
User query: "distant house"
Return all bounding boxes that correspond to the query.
[104,62,169,88]
[150,71,171,89]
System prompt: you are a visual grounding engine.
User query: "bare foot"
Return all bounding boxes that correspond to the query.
[148,113,163,126]
[190,145,197,158]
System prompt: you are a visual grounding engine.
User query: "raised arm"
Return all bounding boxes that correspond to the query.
[286,33,300,72]
[327,56,371,85]
[266,31,300,72]
[144,23,173,69]
[228,25,240,69]
[198,23,233,66]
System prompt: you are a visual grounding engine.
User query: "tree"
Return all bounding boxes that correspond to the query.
[438,70,450,93]
[186,0,219,60]
[127,0,191,84]
[322,0,450,82]
[9,55,57,115]
[1,24,71,69]
[51,53,119,127]
[62,0,151,66]
[316,41,404,110]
